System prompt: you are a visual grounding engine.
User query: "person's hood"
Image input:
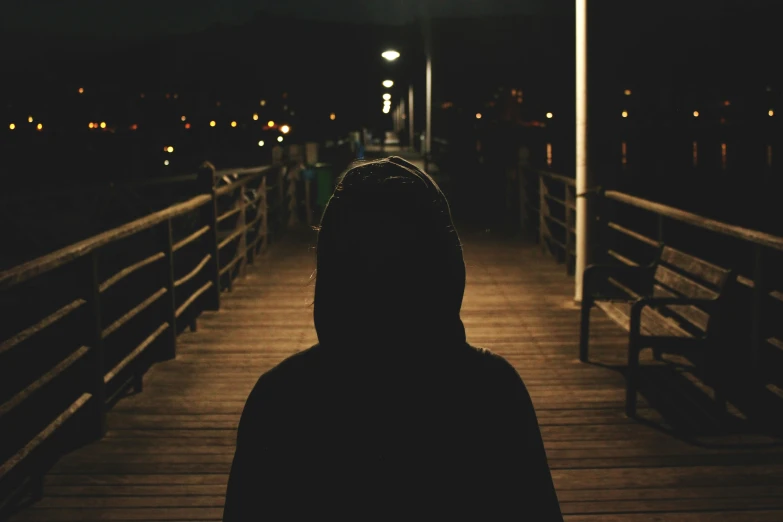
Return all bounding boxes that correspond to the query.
[313,157,466,356]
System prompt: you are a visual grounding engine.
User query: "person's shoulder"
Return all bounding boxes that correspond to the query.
[463,344,528,390]
[241,344,325,411]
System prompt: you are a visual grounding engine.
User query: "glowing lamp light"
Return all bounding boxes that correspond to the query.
[260,100,266,106]
[28,116,33,123]
[280,125,290,134]
[383,80,394,88]
[624,89,632,96]
[36,123,43,131]
[209,120,216,127]
[252,113,259,121]
[130,124,138,130]
[546,112,553,119]
[622,111,628,118]
[78,87,84,94]
[164,160,170,166]
[693,111,700,118]
[185,123,191,129]
[382,50,400,61]
[88,122,94,129]
[9,123,16,130]
[383,93,391,101]
[100,122,106,129]
[181,116,186,122]
[383,106,390,114]
[258,140,265,147]
[267,120,275,127]
[770,110,775,117]
[476,113,482,119]
[231,121,237,127]
[277,136,284,142]
[330,113,336,120]
[166,146,174,153]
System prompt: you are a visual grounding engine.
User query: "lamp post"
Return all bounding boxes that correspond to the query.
[574,0,592,302]
[382,44,431,157]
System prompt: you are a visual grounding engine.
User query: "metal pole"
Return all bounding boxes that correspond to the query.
[575,0,590,302]
[408,84,415,152]
[425,55,432,158]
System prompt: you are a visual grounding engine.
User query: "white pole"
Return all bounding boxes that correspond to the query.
[425,55,432,157]
[575,0,589,302]
[408,84,415,152]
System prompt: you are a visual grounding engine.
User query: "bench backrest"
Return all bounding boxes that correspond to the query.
[652,246,732,334]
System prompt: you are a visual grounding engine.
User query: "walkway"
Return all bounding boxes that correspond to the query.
[9,230,783,521]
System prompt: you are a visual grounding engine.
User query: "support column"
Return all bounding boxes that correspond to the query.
[408,84,415,152]
[574,0,591,302]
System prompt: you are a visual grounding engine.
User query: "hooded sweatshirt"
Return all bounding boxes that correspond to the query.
[223,157,563,521]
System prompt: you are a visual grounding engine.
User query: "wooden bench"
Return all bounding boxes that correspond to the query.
[579,245,734,417]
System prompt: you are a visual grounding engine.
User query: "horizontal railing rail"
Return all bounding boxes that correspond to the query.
[0,162,290,515]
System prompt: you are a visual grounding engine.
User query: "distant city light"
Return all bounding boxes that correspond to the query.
[383,93,391,101]
[9,123,15,130]
[476,113,482,119]
[624,89,632,96]
[260,100,266,106]
[185,123,191,129]
[280,125,290,134]
[173,93,178,99]
[252,113,259,120]
[330,113,336,120]
[382,50,400,61]
[546,112,553,119]
[181,116,186,121]
[166,93,170,99]
[267,120,275,127]
[100,122,106,129]
[383,106,390,114]
[724,100,730,106]
[28,116,33,123]
[164,160,169,166]
[383,80,394,88]
[78,87,84,94]
[166,146,174,153]
[258,140,265,147]
[140,93,145,98]
[130,124,138,130]
[693,111,699,118]
[511,89,517,96]
[88,122,94,129]
[210,120,216,127]
[277,136,284,142]
[622,111,628,118]
[36,123,43,131]
[231,121,237,127]
[770,110,775,117]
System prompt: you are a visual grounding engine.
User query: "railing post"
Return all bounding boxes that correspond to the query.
[198,163,221,310]
[85,251,106,439]
[565,184,575,275]
[750,245,764,377]
[160,218,177,360]
[238,185,248,278]
[657,214,665,245]
[539,175,547,253]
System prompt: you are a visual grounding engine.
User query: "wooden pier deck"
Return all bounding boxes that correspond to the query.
[9,229,783,521]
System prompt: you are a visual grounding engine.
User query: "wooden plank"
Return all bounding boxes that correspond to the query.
[654,264,719,300]
[0,299,86,356]
[660,246,729,288]
[0,346,90,419]
[101,288,167,340]
[653,284,710,332]
[0,195,211,290]
[99,252,165,293]
[171,225,209,253]
[0,393,92,481]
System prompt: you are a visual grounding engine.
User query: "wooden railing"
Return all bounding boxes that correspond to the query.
[532,170,576,274]
[532,170,783,409]
[0,163,288,514]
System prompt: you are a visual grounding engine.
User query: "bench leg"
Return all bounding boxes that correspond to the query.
[579,297,592,363]
[626,333,641,418]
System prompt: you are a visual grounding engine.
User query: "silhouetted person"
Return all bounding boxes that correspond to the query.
[223,157,563,520]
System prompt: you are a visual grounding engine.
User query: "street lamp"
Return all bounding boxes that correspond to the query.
[383,93,391,101]
[383,80,394,88]
[382,50,400,61]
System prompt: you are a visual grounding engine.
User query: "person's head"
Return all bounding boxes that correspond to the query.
[313,157,466,351]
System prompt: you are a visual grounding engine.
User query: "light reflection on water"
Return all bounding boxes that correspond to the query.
[539,141,773,170]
